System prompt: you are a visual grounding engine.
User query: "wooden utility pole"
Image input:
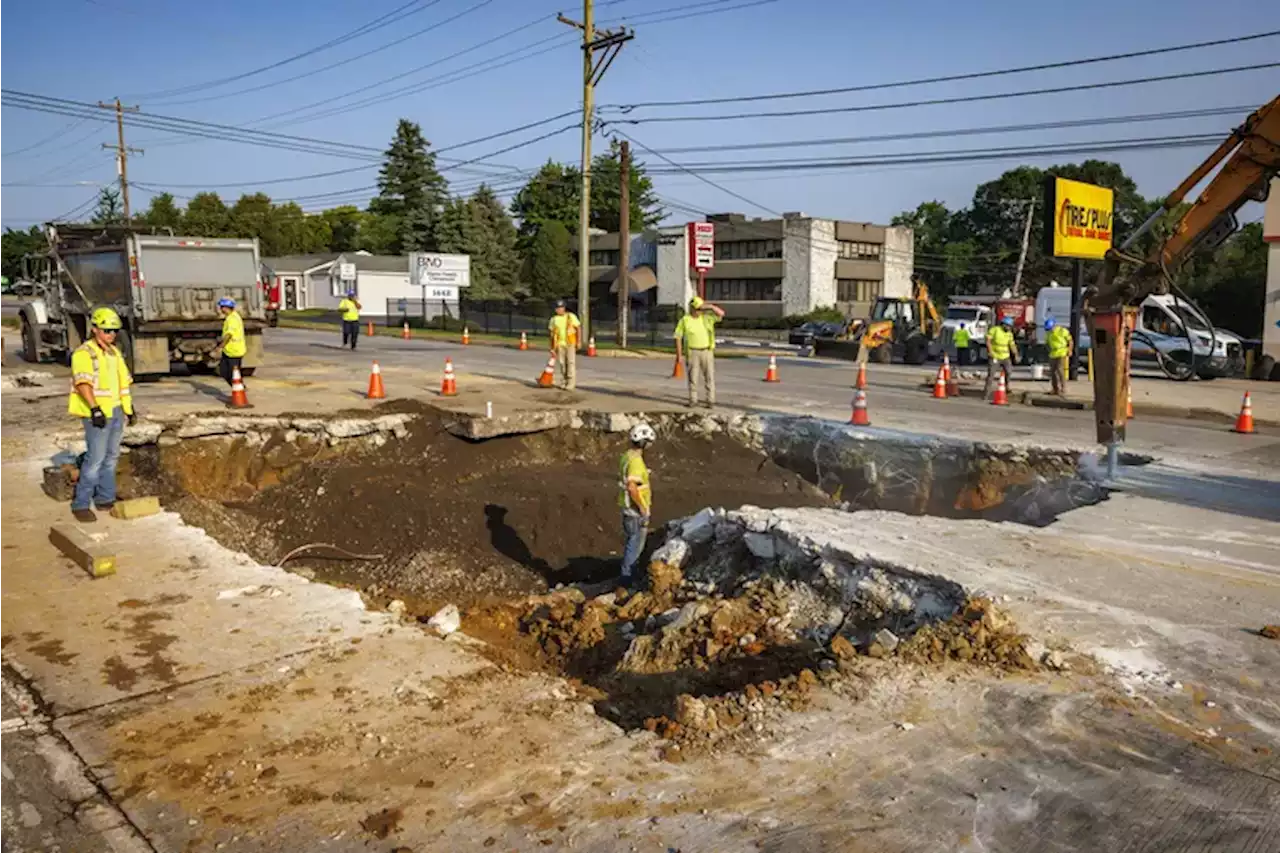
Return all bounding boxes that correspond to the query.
[98,98,143,225]
[558,4,633,343]
[1011,197,1036,296]
[617,140,630,348]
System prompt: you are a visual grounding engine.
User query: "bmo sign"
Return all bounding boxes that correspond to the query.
[687,222,714,271]
[410,252,471,288]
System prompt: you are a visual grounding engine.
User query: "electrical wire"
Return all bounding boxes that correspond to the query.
[2,118,88,157]
[602,63,1280,125]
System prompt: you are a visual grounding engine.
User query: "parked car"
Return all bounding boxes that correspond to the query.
[788,321,827,346]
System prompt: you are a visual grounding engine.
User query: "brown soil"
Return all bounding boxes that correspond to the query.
[144,401,830,613]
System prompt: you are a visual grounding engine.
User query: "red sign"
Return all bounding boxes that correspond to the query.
[687,222,715,271]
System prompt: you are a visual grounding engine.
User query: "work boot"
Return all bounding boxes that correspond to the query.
[71,508,97,523]
[95,501,115,513]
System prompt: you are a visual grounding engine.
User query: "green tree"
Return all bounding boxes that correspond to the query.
[523,220,577,301]
[274,202,331,255]
[322,205,364,252]
[1180,221,1267,336]
[369,119,449,253]
[183,192,231,236]
[91,187,123,225]
[437,185,522,300]
[589,140,664,233]
[356,211,399,254]
[140,192,184,233]
[229,193,282,253]
[1,226,45,279]
[510,161,580,243]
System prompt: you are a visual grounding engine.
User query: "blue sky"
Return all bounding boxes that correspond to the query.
[3,0,1277,229]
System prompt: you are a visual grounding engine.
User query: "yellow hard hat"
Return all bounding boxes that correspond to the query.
[689,296,704,310]
[90,307,123,330]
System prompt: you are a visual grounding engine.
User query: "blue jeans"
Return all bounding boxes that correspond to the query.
[72,409,125,511]
[621,511,648,579]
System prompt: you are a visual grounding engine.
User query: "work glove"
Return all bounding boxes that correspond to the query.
[127,409,138,427]
[90,407,107,429]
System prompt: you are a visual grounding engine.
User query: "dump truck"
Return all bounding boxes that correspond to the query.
[18,225,266,376]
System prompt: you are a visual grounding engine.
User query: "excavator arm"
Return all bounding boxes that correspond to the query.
[1086,95,1280,444]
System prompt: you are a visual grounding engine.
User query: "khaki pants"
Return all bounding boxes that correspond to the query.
[555,345,576,389]
[1050,356,1068,396]
[686,348,715,406]
[983,357,1013,399]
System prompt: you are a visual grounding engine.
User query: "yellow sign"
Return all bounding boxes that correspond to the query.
[1044,177,1114,260]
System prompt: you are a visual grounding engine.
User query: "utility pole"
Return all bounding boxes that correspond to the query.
[617,139,630,348]
[558,3,633,343]
[1011,197,1035,296]
[98,98,143,225]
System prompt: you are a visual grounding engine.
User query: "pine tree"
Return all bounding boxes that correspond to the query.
[369,119,449,254]
[469,185,521,299]
[523,221,576,301]
[590,139,664,233]
[91,188,123,225]
[510,161,580,244]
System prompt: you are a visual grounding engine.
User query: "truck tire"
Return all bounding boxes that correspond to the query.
[904,336,928,365]
[1253,354,1275,381]
[872,344,892,364]
[20,315,40,363]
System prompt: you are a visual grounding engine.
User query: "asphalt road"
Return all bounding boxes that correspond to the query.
[267,327,1280,474]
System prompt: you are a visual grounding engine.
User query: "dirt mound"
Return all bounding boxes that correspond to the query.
[145,402,830,612]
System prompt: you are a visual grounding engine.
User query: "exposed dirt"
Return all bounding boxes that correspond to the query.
[135,401,830,615]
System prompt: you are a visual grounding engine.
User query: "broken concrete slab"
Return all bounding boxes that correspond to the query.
[48,524,116,578]
[445,409,576,440]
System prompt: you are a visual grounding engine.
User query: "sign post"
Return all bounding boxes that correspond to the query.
[687,222,715,299]
[1042,176,1114,380]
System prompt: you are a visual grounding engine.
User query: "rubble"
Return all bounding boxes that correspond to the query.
[426,605,461,638]
[1260,625,1280,640]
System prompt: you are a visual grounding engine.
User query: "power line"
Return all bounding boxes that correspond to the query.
[2,118,88,157]
[610,29,1280,109]
[603,63,1280,125]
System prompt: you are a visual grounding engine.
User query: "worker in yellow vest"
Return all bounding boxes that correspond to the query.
[68,307,135,522]
[214,298,248,389]
[548,299,582,390]
[953,322,972,367]
[619,422,656,586]
[674,295,725,408]
[1044,318,1073,396]
[337,290,362,351]
[983,316,1019,400]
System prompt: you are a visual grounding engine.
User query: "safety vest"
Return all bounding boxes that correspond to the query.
[987,326,1013,361]
[1046,326,1071,359]
[618,449,651,514]
[222,310,247,358]
[68,339,133,418]
[338,298,360,322]
[676,312,718,350]
[549,313,580,348]
[953,327,970,348]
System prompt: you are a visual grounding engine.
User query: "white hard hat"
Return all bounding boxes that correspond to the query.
[629,422,656,445]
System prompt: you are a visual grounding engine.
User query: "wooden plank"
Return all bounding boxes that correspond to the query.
[48,524,116,579]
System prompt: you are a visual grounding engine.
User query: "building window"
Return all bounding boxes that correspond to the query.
[837,241,881,260]
[588,249,619,266]
[714,239,782,261]
[704,278,782,301]
[837,279,881,302]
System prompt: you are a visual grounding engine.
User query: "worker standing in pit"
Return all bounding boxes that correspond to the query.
[215,298,247,389]
[674,295,725,408]
[983,316,1019,400]
[1045,318,1073,397]
[954,322,971,367]
[619,422,656,586]
[68,308,136,523]
[338,291,362,351]
[548,299,582,390]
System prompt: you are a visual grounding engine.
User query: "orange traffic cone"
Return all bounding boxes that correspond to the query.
[519,331,528,351]
[991,372,1009,406]
[587,336,597,357]
[440,358,457,397]
[1233,391,1255,434]
[671,352,684,379]
[944,353,959,397]
[537,354,556,388]
[402,321,411,340]
[1126,384,1134,419]
[366,320,374,337]
[764,353,780,383]
[855,362,868,390]
[462,326,471,345]
[942,352,952,383]
[850,389,870,426]
[366,361,386,399]
[932,364,948,399]
[227,367,253,409]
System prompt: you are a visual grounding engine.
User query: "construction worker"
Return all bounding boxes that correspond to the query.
[983,316,1019,400]
[215,298,247,389]
[674,295,725,408]
[1045,318,1073,396]
[338,290,362,351]
[954,322,971,367]
[619,422,656,586]
[68,307,135,522]
[547,299,581,390]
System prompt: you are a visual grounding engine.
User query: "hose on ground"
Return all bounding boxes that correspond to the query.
[275,543,385,568]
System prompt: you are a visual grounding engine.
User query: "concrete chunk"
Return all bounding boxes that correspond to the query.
[49,524,116,578]
[109,497,161,520]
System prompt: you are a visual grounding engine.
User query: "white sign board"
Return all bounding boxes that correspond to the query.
[338,262,357,281]
[411,252,471,288]
[424,286,459,301]
[687,222,715,271]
